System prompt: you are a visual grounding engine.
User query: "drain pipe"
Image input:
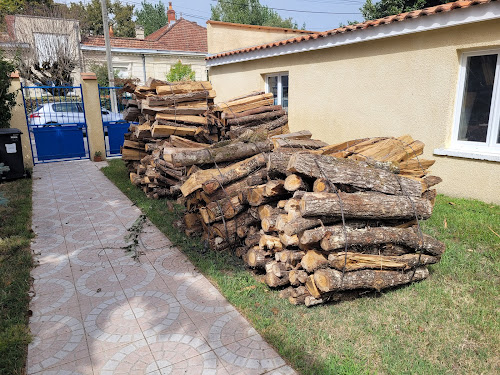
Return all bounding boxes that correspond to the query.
[142,54,147,84]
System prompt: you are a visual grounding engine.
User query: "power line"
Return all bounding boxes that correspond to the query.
[209,0,360,15]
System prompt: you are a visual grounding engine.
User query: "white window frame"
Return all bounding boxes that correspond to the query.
[450,49,500,155]
[265,73,288,108]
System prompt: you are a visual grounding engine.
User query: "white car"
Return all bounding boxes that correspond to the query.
[28,102,123,126]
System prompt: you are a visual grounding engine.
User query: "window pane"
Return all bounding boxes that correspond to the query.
[268,76,278,105]
[281,75,289,110]
[458,54,497,143]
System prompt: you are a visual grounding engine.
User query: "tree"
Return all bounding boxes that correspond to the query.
[360,0,449,20]
[211,0,300,29]
[0,0,54,30]
[69,0,135,37]
[89,62,120,87]
[166,61,196,82]
[0,51,16,128]
[13,6,80,88]
[135,1,168,37]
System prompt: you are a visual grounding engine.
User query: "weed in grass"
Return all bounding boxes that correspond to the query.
[0,178,33,375]
[102,159,500,375]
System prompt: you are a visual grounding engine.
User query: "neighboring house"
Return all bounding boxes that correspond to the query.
[206,0,500,204]
[81,5,207,83]
[0,3,208,85]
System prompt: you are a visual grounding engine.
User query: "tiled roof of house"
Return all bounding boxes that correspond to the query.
[207,0,496,60]
[206,20,315,34]
[82,18,207,53]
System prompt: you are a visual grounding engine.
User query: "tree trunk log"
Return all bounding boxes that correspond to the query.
[289,270,308,286]
[259,235,283,252]
[201,153,268,195]
[223,105,283,119]
[284,174,310,192]
[320,226,445,255]
[226,110,287,126]
[211,212,259,239]
[313,267,429,293]
[300,192,433,220]
[198,195,245,224]
[171,141,272,167]
[246,247,270,268]
[201,168,267,202]
[267,150,293,176]
[287,152,423,197]
[283,216,340,236]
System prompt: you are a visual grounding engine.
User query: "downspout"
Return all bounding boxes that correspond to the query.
[142,54,146,84]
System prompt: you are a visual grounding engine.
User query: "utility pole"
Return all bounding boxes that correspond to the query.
[100,0,118,113]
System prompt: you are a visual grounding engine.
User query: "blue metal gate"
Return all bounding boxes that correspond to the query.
[21,84,89,163]
[99,86,131,156]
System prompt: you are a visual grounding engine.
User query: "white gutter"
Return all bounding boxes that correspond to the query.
[207,2,500,67]
[80,45,207,57]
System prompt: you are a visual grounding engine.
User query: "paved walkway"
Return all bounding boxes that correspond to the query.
[28,160,295,375]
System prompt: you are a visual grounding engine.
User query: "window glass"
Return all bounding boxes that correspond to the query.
[52,103,81,113]
[281,75,289,110]
[458,54,497,142]
[268,76,278,105]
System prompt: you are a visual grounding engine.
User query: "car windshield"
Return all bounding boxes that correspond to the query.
[52,103,82,113]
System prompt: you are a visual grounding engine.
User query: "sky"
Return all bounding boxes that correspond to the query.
[58,0,366,32]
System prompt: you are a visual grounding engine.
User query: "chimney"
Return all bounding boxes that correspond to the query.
[109,25,114,38]
[167,2,176,25]
[135,25,144,39]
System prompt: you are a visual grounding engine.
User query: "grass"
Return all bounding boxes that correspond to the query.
[102,159,500,375]
[0,178,33,375]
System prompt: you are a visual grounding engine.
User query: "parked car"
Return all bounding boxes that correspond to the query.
[28,102,123,126]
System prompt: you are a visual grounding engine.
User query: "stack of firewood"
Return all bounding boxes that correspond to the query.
[120,78,221,199]
[215,91,289,139]
[238,134,445,306]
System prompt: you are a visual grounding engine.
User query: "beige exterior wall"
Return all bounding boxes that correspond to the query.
[9,74,33,169]
[207,21,312,54]
[82,51,207,84]
[81,73,106,161]
[209,19,500,204]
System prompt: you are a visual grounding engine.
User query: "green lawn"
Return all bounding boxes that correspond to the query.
[0,178,33,375]
[102,159,500,375]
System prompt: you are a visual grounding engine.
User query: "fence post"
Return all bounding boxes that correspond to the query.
[81,72,106,161]
[9,72,33,169]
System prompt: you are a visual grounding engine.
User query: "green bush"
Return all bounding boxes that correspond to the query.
[0,51,16,128]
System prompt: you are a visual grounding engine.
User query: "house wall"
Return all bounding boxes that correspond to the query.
[207,21,313,54]
[82,51,207,84]
[208,19,500,204]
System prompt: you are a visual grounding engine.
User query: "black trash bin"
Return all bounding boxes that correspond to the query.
[0,128,26,181]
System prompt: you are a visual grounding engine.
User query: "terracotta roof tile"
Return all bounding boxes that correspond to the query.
[207,0,497,61]
[82,18,207,53]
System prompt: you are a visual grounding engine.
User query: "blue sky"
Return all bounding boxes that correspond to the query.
[58,0,365,32]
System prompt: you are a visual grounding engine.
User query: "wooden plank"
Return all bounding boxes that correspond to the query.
[151,123,197,138]
[155,113,207,125]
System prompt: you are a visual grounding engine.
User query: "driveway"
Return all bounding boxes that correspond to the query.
[28,160,295,375]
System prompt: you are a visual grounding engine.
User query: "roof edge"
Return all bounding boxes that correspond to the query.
[206,20,315,34]
[207,0,500,67]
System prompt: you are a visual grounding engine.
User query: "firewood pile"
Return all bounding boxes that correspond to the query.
[215,91,289,139]
[119,78,220,199]
[119,85,445,307]
[179,132,445,307]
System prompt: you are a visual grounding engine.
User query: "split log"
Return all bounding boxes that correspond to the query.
[320,226,445,255]
[259,235,283,252]
[172,141,271,167]
[274,138,328,149]
[287,152,423,197]
[328,252,440,272]
[289,270,308,286]
[300,192,433,220]
[301,250,329,273]
[278,232,299,247]
[151,123,197,138]
[304,296,324,307]
[305,275,322,298]
[271,130,312,141]
[227,115,288,139]
[313,267,429,293]
[222,105,282,119]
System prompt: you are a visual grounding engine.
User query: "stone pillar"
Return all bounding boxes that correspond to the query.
[8,72,33,169]
[80,72,106,161]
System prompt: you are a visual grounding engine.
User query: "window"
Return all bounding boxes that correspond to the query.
[266,73,288,110]
[452,50,500,153]
[52,103,82,113]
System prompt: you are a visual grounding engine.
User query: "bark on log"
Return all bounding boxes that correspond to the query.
[300,192,433,220]
[265,270,290,288]
[211,212,259,239]
[287,152,423,197]
[199,195,245,224]
[245,233,262,248]
[289,270,308,286]
[171,141,272,167]
[320,226,445,255]
[259,235,283,251]
[328,252,439,272]
[267,150,293,175]
[201,169,267,202]
[283,216,340,236]
[226,110,286,126]
[223,105,282,119]
[313,267,429,293]
[278,233,299,247]
[227,115,288,139]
